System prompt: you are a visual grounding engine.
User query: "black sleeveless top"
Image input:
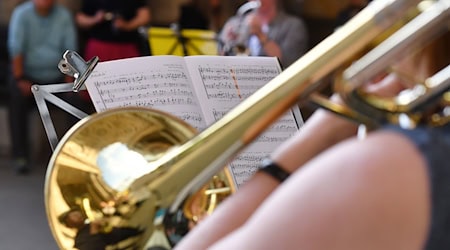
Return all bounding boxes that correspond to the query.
[80,0,147,43]
[385,123,450,249]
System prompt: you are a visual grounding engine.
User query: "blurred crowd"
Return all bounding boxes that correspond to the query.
[1,1,450,250]
[0,0,362,175]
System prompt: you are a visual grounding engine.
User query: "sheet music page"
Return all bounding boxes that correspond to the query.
[84,55,206,130]
[184,56,303,187]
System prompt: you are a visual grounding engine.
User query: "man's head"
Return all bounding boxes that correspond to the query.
[254,0,279,9]
[32,0,56,16]
[59,208,86,229]
[250,0,279,16]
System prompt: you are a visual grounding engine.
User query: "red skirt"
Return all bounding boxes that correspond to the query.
[81,39,140,102]
[84,38,141,62]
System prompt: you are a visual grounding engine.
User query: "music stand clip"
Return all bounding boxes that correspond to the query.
[58,50,99,92]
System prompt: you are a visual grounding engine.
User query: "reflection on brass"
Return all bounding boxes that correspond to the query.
[333,0,449,128]
[46,0,448,249]
[46,108,236,249]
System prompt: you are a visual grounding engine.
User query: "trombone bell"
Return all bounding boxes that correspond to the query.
[46,108,236,249]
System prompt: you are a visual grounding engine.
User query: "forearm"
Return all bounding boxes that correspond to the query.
[176,108,359,249]
[175,173,279,250]
[258,34,282,59]
[11,55,33,95]
[11,55,24,79]
[177,57,422,249]
[272,108,359,172]
[76,13,100,29]
[122,8,151,31]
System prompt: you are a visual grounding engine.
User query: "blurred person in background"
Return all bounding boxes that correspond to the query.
[335,0,371,28]
[218,0,308,68]
[76,0,151,62]
[178,0,209,30]
[207,0,227,33]
[59,208,143,250]
[7,0,77,174]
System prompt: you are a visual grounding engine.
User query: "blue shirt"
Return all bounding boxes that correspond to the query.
[248,11,308,68]
[219,11,308,68]
[8,2,77,83]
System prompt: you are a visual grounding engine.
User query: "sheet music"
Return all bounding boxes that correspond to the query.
[84,55,303,188]
[84,56,206,130]
[185,56,302,187]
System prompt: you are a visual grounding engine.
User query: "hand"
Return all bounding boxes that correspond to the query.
[223,23,239,41]
[362,72,410,98]
[113,17,131,31]
[94,10,106,23]
[245,13,263,36]
[332,72,409,110]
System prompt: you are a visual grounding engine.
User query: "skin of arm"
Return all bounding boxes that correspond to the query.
[11,55,31,97]
[177,19,446,250]
[11,54,24,80]
[208,131,430,250]
[246,13,282,59]
[176,72,416,249]
[76,10,105,29]
[175,108,359,249]
[178,90,430,250]
[76,6,150,32]
[113,7,151,32]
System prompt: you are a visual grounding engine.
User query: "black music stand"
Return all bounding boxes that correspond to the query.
[147,25,218,56]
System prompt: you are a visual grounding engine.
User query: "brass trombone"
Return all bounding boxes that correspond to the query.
[46,0,449,249]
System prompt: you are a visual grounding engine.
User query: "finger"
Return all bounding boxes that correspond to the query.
[362,73,407,97]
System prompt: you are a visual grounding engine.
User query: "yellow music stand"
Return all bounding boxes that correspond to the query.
[148,26,218,56]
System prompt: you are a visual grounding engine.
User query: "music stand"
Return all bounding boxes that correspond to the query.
[32,51,99,151]
[148,26,218,56]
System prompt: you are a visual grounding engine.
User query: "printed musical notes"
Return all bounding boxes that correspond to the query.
[185,56,303,187]
[85,56,206,130]
[195,63,279,101]
[84,55,304,188]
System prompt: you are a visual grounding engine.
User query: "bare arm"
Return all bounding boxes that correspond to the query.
[256,33,282,59]
[76,10,105,30]
[209,132,430,250]
[176,71,412,249]
[114,7,151,32]
[246,14,282,59]
[11,55,33,96]
[175,108,359,249]
[11,54,24,80]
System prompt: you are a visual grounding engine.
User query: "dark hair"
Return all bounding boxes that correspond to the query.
[57,207,82,225]
[147,246,169,250]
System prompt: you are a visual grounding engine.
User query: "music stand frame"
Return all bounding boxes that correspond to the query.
[32,51,98,151]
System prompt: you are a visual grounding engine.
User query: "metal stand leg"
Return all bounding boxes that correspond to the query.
[32,50,99,151]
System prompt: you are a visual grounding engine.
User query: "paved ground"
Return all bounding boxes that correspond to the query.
[0,156,59,250]
[0,105,75,249]
[0,107,59,249]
